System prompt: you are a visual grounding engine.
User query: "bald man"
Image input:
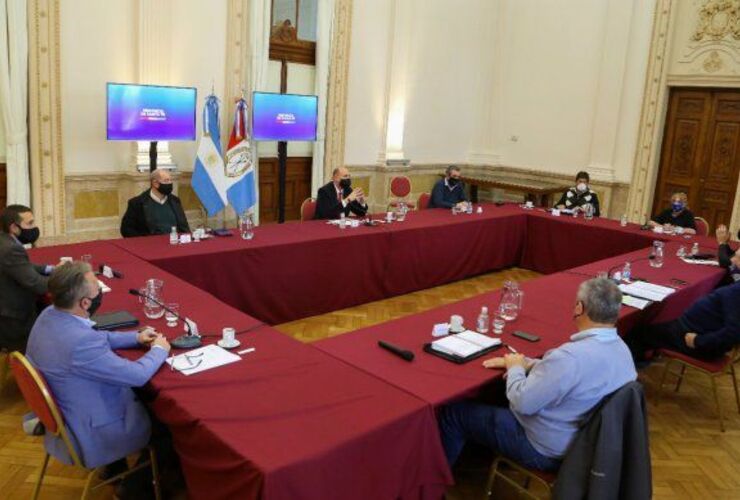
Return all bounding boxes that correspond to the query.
[121,169,190,237]
[314,167,369,220]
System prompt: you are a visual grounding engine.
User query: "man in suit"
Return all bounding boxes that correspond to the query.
[429,165,469,210]
[26,261,170,473]
[314,166,369,220]
[0,205,54,352]
[716,224,740,283]
[120,169,190,237]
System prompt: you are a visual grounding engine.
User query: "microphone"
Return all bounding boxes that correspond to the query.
[378,340,414,362]
[99,264,123,279]
[128,289,202,349]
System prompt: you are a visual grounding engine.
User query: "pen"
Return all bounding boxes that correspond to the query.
[238,348,256,355]
[505,344,518,354]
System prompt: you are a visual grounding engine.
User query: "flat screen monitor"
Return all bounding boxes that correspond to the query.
[107,83,197,141]
[252,92,318,141]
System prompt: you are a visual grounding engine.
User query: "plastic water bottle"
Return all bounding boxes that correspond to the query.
[620,214,628,227]
[339,212,346,230]
[466,203,473,215]
[622,262,632,282]
[476,306,489,334]
[169,226,178,245]
[691,242,699,256]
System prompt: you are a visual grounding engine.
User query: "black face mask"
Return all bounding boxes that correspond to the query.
[16,226,40,245]
[339,178,352,190]
[448,177,459,187]
[84,292,103,317]
[157,183,173,196]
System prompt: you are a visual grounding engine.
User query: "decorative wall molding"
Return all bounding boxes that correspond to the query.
[28,0,65,237]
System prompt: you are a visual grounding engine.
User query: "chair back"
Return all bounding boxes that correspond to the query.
[9,352,84,467]
[300,198,317,222]
[417,192,431,210]
[694,216,709,237]
[390,176,412,198]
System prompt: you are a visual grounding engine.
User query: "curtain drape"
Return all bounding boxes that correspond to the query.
[312,0,335,195]
[0,0,30,206]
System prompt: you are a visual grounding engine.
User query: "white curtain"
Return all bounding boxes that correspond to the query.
[246,0,271,225]
[0,0,30,206]
[311,0,335,195]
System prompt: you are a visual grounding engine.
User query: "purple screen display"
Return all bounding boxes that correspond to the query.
[252,92,318,141]
[107,83,196,141]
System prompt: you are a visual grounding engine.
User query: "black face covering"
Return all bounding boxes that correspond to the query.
[157,183,174,196]
[85,292,104,317]
[448,177,459,187]
[16,226,40,245]
[339,178,352,190]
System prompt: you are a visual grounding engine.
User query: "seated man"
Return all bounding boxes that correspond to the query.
[439,278,636,470]
[121,168,190,237]
[555,171,600,216]
[716,225,740,283]
[648,191,696,234]
[628,280,740,362]
[314,167,368,220]
[0,205,54,352]
[25,261,170,470]
[429,165,468,210]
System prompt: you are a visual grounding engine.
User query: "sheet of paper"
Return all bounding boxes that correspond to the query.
[166,344,241,376]
[431,335,481,358]
[681,257,720,266]
[456,330,501,349]
[619,282,675,302]
[622,295,650,310]
[98,279,111,293]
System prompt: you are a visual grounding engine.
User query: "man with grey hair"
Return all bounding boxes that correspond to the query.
[25,261,170,474]
[429,165,469,209]
[121,168,190,237]
[439,278,636,470]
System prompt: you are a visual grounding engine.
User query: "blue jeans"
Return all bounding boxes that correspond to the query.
[439,401,561,472]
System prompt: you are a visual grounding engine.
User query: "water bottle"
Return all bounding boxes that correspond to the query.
[239,213,254,240]
[466,203,473,215]
[650,241,664,268]
[339,212,346,230]
[691,242,699,256]
[622,262,632,282]
[476,306,489,334]
[169,226,178,245]
[620,214,628,227]
[584,203,594,221]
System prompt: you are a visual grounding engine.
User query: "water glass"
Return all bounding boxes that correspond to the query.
[492,314,506,335]
[676,246,687,258]
[650,241,665,268]
[165,303,179,327]
[584,203,594,220]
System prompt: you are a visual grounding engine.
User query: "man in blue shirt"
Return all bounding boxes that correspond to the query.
[429,165,469,210]
[628,281,740,361]
[439,278,636,470]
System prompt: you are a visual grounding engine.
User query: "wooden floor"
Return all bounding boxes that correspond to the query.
[2,268,740,499]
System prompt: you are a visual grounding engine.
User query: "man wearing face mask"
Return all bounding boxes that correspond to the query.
[120,168,190,237]
[0,205,56,352]
[429,165,469,210]
[314,166,369,220]
[555,171,600,216]
[715,225,740,284]
[25,261,170,480]
[648,191,696,234]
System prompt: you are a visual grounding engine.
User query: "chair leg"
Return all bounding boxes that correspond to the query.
[730,365,740,414]
[656,360,672,405]
[675,365,686,393]
[0,353,9,393]
[80,468,99,500]
[32,453,50,500]
[486,456,501,498]
[710,376,725,433]
[148,445,162,500]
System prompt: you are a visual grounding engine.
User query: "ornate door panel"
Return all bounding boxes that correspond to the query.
[258,157,312,223]
[653,89,740,233]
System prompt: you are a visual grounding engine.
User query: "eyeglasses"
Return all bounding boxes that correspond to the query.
[170,351,204,372]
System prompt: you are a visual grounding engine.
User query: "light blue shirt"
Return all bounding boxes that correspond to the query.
[506,327,637,458]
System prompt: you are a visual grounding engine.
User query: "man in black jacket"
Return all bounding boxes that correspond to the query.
[120,169,190,237]
[314,167,368,220]
[716,224,740,283]
[0,205,54,351]
[429,165,468,210]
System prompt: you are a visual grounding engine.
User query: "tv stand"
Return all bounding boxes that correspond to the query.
[149,141,158,172]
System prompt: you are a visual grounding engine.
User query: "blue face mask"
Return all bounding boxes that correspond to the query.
[672,202,684,212]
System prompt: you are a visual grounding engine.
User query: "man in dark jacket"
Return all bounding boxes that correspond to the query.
[716,224,739,283]
[429,165,468,210]
[0,205,54,351]
[120,169,190,237]
[627,280,740,361]
[314,167,368,220]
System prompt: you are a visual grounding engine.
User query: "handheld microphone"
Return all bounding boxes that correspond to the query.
[100,264,124,279]
[378,340,414,362]
[128,289,202,349]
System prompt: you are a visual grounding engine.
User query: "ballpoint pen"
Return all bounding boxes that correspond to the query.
[505,344,518,354]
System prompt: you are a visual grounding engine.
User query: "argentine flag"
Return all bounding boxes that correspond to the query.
[192,95,228,216]
[225,98,257,215]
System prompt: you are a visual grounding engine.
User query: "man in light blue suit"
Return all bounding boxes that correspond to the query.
[25,261,170,470]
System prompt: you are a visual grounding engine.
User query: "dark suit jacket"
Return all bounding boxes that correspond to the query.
[554,382,651,500]
[314,182,368,220]
[0,232,49,350]
[120,189,190,238]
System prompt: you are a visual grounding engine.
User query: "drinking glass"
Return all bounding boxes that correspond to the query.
[165,303,179,327]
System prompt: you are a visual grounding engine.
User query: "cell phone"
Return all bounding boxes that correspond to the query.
[513,330,540,342]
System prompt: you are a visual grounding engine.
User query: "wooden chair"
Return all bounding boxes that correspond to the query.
[487,455,557,499]
[656,347,740,432]
[9,352,161,500]
[388,176,416,210]
[0,349,10,393]
[300,198,317,222]
[694,216,709,236]
[417,192,431,210]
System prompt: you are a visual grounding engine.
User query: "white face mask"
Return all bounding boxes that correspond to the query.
[576,182,588,193]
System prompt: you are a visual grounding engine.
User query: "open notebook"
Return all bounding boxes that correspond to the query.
[426,330,502,363]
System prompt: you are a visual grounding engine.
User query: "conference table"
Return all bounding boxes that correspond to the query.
[29,203,728,499]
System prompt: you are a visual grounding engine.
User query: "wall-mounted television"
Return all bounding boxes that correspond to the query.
[107,83,197,141]
[252,91,318,142]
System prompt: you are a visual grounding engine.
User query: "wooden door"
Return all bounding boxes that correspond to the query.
[258,157,312,223]
[653,88,740,232]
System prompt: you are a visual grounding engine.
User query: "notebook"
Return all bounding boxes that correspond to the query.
[425,330,502,363]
